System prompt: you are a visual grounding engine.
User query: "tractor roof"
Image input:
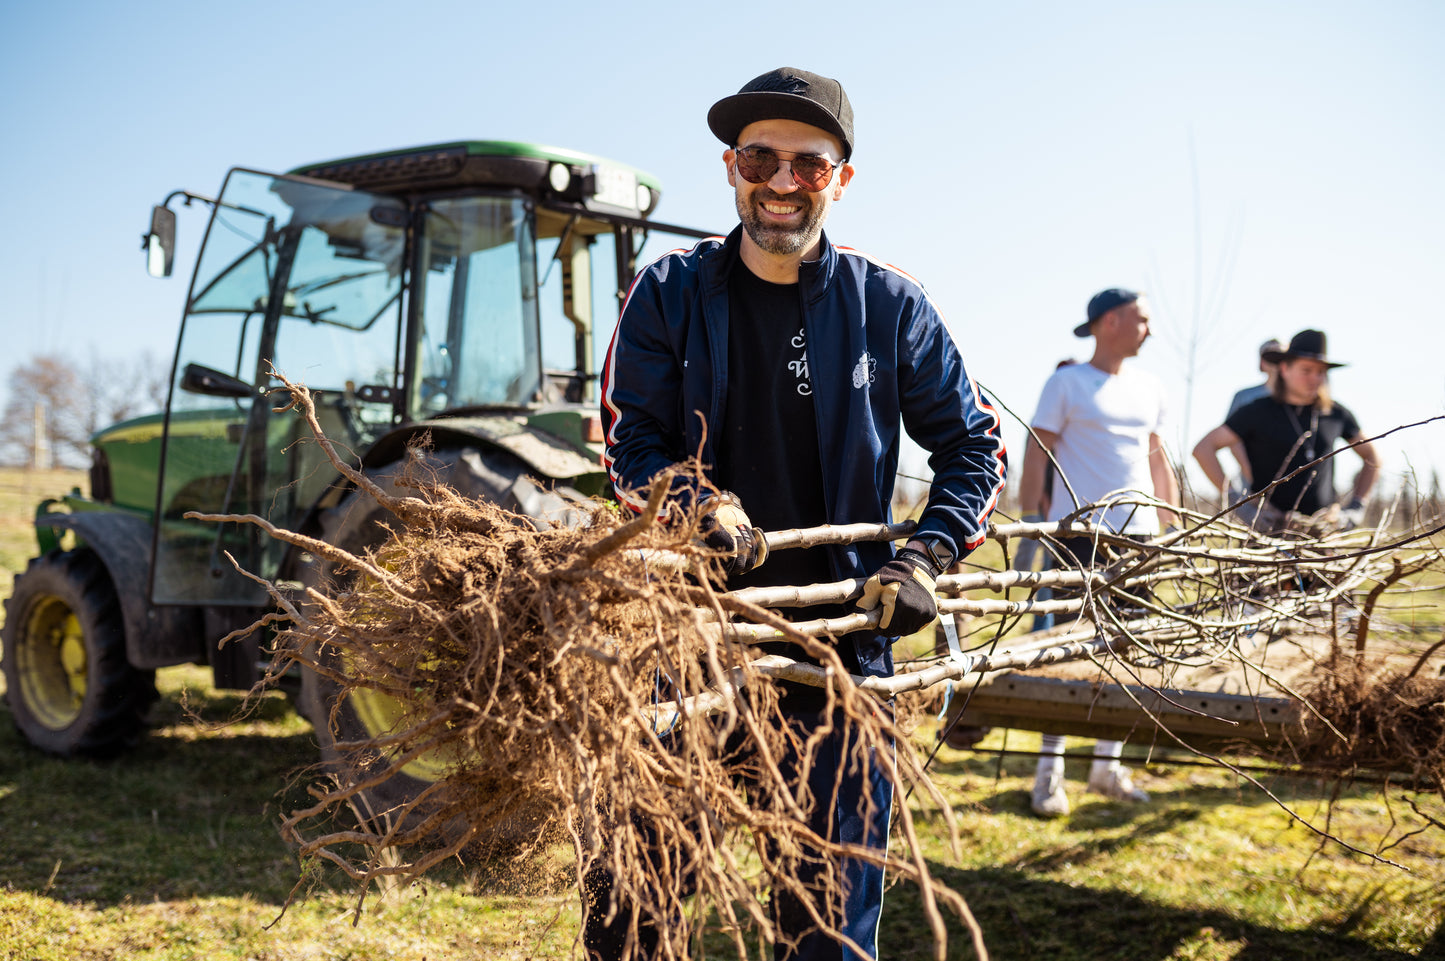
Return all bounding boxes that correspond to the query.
[288,140,662,209]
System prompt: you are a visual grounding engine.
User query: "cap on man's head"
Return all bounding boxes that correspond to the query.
[1259,338,1284,357]
[707,67,854,160]
[1073,288,1140,337]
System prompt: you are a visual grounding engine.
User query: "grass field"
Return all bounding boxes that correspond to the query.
[2,468,1443,959]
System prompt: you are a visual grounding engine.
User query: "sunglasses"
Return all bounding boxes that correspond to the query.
[733,145,843,192]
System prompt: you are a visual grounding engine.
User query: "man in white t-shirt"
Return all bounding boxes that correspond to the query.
[1016,287,1180,817]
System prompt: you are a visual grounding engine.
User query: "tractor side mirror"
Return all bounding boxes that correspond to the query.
[144,204,177,278]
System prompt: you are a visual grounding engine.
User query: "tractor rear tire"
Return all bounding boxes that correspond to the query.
[297,447,581,837]
[2,549,156,757]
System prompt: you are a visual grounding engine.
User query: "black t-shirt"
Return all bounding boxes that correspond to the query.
[715,265,846,694]
[1225,396,1361,515]
[715,264,832,592]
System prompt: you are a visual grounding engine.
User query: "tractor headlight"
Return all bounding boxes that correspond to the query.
[548,162,572,194]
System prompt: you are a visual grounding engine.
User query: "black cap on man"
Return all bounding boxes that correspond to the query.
[707,67,854,160]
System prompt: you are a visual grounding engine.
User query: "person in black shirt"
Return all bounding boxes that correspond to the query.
[1193,328,1379,530]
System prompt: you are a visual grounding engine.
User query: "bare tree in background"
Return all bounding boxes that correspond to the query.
[1425,470,1443,522]
[0,351,169,468]
[0,355,86,467]
[81,350,171,438]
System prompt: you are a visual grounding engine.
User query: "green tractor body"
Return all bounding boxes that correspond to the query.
[4,140,710,767]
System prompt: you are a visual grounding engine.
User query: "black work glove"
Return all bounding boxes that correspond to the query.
[699,492,768,576]
[857,548,940,637]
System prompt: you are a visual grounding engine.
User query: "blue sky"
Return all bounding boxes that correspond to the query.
[3,0,1442,499]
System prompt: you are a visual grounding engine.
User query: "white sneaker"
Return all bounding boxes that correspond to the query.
[1030,772,1070,818]
[1085,765,1150,803]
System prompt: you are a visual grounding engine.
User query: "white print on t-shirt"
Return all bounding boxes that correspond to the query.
[852,351,876,390]
[787,328,812,396]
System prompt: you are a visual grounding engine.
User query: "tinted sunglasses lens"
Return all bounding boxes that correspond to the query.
[735,147,779,184]
[735,147,835,189]
[789,156,834,190]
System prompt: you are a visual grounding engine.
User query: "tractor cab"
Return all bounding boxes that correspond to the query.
[134,141,712,608]
[5,140,711,761]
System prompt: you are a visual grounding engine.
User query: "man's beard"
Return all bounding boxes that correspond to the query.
[736,188,828,256]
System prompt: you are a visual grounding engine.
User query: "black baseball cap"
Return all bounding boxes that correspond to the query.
[707,67,854,160]
[1074,288,1141,337]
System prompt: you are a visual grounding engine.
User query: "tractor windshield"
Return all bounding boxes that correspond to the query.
[153,169,408,606]
[414,196,541,413]
[149,161,695,607]
[179,174,407,402]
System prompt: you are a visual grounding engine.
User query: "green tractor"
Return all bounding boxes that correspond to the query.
[2,141,709,812]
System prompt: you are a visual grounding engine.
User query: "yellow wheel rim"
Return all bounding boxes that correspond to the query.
[17,596,88,730]
[347,684,453,782]
[336,547,454,783]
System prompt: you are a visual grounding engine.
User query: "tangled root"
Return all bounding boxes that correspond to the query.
[1293,652,1445,789]
[203,376,982,961]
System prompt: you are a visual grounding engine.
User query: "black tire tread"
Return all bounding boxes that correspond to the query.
[2,549,155,758]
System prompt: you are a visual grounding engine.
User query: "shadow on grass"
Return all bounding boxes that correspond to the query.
[690,852,1441,961]
[6,683,1438,959]
[880,862,1437,961]
[154,685,299,726]
[1,686,556,913]
[0,692,326,908]
[929,744,1397,814]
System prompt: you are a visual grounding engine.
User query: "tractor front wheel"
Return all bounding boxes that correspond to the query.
[2,549,156,757]
[298,447,581,836]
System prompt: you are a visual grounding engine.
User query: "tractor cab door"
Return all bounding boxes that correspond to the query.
[151,169,409,606]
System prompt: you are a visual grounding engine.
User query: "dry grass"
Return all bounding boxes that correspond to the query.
[5,459,1445,958]
[0,467,87,632]
[2,665,1442,959]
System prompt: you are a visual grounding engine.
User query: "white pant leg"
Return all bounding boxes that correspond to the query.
[1091,739,1123,778]
[1036,733,1065,779]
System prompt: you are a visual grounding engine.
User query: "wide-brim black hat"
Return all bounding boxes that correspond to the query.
[1262,328,1345,368]
[707,67,854,160]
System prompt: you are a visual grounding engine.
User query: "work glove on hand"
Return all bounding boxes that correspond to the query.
[857,548,940,637]
[1011,512,1045,572]
[699,492,768,576]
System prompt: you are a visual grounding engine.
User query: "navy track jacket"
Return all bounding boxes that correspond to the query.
[600,227,1006,668]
